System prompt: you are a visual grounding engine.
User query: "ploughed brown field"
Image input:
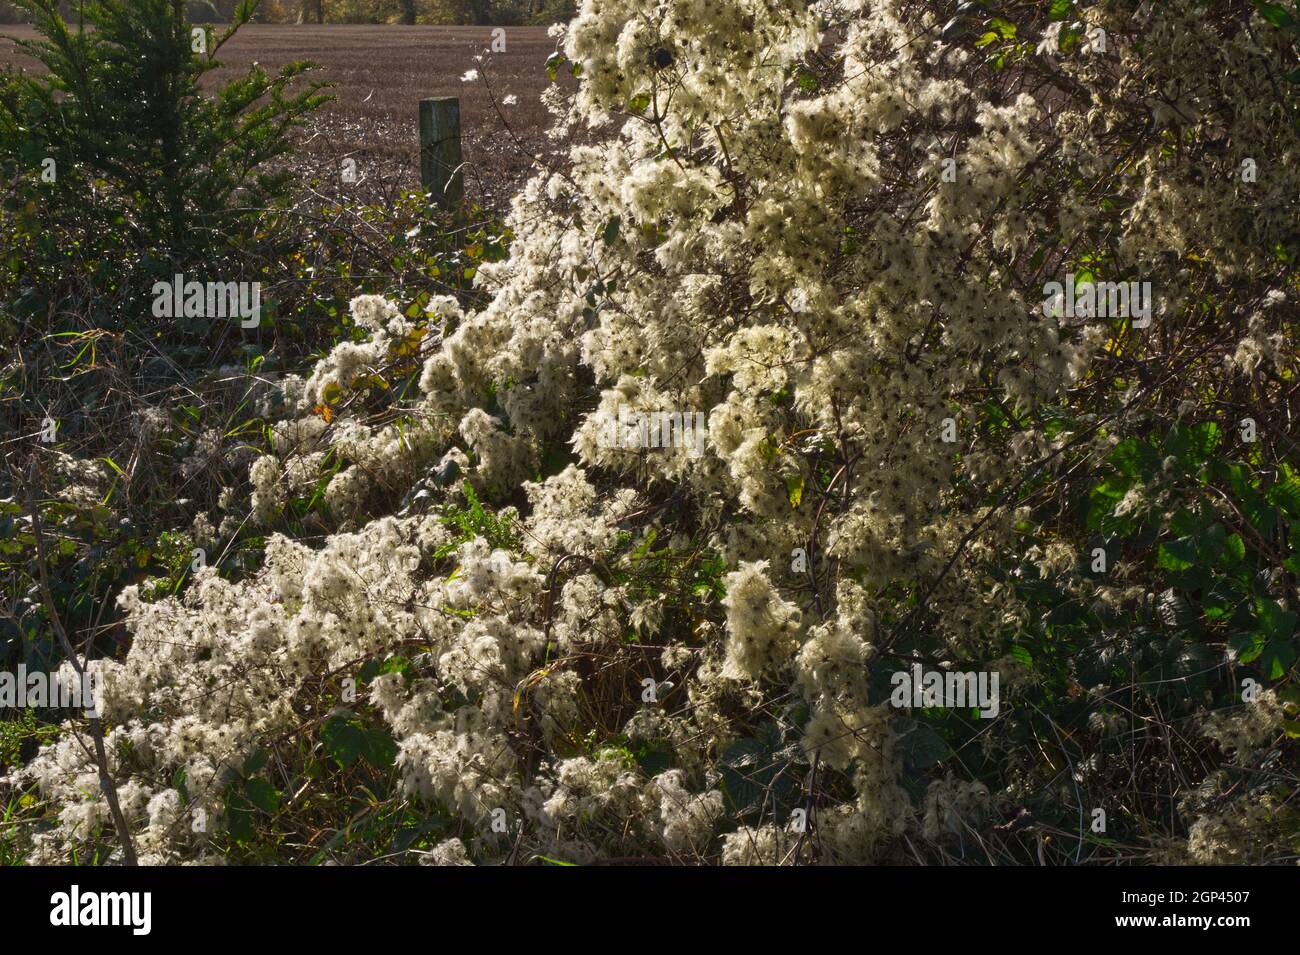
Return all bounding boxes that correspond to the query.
[0,24,566,210]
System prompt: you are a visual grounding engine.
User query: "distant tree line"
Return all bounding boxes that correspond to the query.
[0,0,576,25]
[289,0,578,25]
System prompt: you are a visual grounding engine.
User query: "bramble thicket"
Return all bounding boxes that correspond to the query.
[1,0,1298,865]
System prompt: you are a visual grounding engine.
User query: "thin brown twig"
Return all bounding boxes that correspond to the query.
[24,456,138,866]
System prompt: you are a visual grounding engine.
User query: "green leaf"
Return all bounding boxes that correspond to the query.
[1229,631,1266,664]
[431,457,461,488]
[630,528,658,564]
[1202,578,1243,619]
[720,738,769,814]
[786,474,804,508]
[1092,475,1132,502]
[1244,497,1278,536]
[243,747,270,776]
[987,16,1017,40]
[602,216,621,246]
[361,728,398,770]
[321,713,365,767]
[1260,640,1296,680]
[1087,475,1134,531]
[1203,522,1228,555]
[1255,597,1297,640]
[244,778,281,814]
[1048,0,1075,20]
[1156,589,1197,630]
[1266,469,1300,517]
[1164,422,1221,464]
[1255,2,1297,28]
[720,728,801,817]
[1108,438,1158,480]
[225,791,255,843]
[1222,533,1246,567]
[1156,538,1196,572]
[635,740,674,777]
[544,51,567,81]
[898,722,949,771]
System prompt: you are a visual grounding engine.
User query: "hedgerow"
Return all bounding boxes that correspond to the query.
[3,0,1298,865]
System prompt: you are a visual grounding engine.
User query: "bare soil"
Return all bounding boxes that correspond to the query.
[0,24,567,210]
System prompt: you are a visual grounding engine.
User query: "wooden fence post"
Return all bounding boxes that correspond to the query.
[419,97,464,211]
